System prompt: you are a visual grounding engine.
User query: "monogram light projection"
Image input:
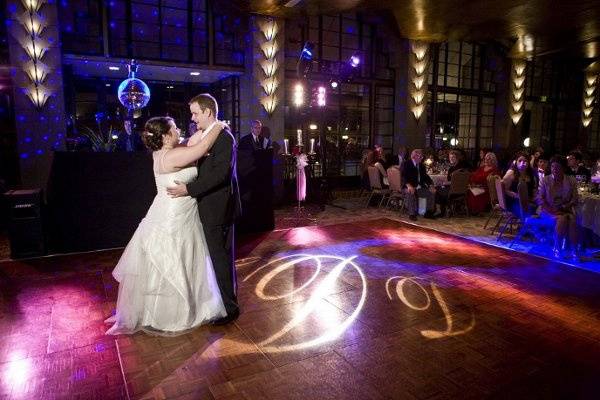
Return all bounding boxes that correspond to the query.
[243,254,367,353]
[386,276,475,339]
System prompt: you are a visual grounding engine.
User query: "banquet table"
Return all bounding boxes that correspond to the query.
[579,194,600,236]
[429,174,449,187]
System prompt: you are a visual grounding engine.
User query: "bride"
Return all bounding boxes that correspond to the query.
[106,116,228,335]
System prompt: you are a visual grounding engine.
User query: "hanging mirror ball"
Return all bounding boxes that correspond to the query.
[117,78,150,110]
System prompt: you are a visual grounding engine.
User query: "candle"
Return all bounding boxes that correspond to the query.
[296,129,303,146]
[309,138,315,154]
[284,138,289,154]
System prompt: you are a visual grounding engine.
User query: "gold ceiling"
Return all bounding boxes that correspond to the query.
[240,0,600,59]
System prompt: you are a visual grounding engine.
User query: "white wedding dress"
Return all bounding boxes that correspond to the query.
[106,151,226,335]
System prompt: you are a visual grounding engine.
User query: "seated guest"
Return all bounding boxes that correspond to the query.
[592,157,600,178]
[476,148,490,168]
[361,150,388,187]
[502,153,535,215]
[533,157,549,189]
[537,156,579,259]
[402,149,436,221]
[566,151,591,182]
[435,150,470,217]
[529,146,544,169]
[467,152,500,215]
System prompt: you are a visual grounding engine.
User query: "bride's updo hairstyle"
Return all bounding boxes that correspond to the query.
[142,116,174,151]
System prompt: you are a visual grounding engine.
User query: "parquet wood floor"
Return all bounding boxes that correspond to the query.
[1,219,599,399]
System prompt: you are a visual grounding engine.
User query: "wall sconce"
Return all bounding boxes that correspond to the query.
[513,88,524,101]
[413,76,425,90]
[26,85,49,107]
[261,76,278,96]
[18,11,46,36]
[13,0,51,108]
[581,69,598,127]
[511,114,523,125]
[510,59,527,125]
[261,19,278,41]
[24,60,48,83]
[258,17,280,116]
[21,0,45,13]
[513,76,525,89]
[585,86,595,96]
[260,40,278,60]
[411,43,427,61]
[512,101,524,113]
[261,95,278,115]
[410,41,428,120]
[412,105,424,119]
[260,59,278,78]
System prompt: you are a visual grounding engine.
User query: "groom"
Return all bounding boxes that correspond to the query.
[167,93,240,324]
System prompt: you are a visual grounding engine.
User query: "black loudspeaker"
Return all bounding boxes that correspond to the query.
[4,189,46,258]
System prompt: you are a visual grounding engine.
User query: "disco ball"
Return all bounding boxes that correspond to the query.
[117,78,150,110]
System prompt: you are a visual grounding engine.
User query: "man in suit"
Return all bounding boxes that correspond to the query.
[167,93,240,324]
[566,151,591,183]
[239,120,268,152]
[401,149,436,221]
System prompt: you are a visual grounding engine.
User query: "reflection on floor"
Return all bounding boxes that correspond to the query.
[2,218,600,399]
[275,197,600,274]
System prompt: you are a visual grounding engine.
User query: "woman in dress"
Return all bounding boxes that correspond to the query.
[106,117,228,335]
[467,151,500,214]
[537,156,579,259]
[502,153,535,215]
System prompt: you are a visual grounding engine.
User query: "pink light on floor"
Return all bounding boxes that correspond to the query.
[287,227,330,246]
[3,353,33,393]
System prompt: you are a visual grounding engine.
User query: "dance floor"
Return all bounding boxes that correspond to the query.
[1,218,599,399]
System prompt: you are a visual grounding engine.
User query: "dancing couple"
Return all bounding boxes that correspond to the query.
[106,93,240,335]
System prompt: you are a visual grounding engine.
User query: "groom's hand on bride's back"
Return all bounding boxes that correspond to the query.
[167,180,189,198]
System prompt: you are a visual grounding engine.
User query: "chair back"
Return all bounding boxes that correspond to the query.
[495,178,509,211]
[367,166,383,190]
[487,174,500,205]
[387,167,402,192]
[517,180,531,219]
[448,169,470,196]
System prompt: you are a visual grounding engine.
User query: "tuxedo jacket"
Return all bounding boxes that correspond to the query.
[401,159,433,189]
[185,128,240,227]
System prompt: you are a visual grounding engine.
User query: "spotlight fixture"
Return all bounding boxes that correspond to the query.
[350,55,360,68]
[523,137,530,147]
[293,82,304,107]
[316,86,326,107]
[297,42,314,78]
[330,80,338,89]
[190,71,200,76]
[109,66,120,71]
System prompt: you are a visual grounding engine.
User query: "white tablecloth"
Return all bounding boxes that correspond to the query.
[429,174,449,187]
[579,195,600,236]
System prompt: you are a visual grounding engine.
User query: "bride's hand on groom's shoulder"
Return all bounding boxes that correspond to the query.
[217,121,229,131]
